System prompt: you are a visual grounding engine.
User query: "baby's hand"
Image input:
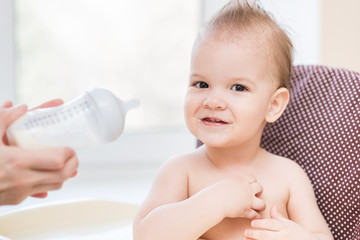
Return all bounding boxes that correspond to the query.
[212,176,265,219]
[244,206,312,240]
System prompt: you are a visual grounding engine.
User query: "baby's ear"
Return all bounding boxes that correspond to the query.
[265,87,290,123]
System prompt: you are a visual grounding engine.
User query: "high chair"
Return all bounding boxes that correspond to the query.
[260,65,360,240]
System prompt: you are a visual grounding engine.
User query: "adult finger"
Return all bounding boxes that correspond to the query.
[0,192,28,206]
[1,101,13,108]
[27,147,76,170]
[31,99,63,110]
[31,192,48,198]
[24,153,78,190]
[30,183,63,195]
[0,105,28,144]
[0,104,28,126]
[71,169,78,178]
[62,154,79,179]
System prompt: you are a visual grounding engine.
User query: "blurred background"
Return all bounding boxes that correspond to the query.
[0,0,359,213]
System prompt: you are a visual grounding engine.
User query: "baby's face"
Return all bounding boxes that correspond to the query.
[184,32,279,147]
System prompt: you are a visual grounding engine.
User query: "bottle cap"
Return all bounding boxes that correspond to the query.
[86,87,139,141]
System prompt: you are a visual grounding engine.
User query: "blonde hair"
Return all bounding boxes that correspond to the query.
[205,0,293,89]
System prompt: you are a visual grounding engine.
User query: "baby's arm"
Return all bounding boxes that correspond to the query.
[244,161,333,240]
[133,156,265,240]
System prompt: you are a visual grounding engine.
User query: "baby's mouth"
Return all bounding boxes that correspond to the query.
[201,117,228,125]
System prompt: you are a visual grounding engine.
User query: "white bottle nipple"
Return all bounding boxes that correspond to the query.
[86,88,139,142]
[123,99,140,113]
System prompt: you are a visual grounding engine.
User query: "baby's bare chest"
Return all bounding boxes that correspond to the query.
[188,169,289,240]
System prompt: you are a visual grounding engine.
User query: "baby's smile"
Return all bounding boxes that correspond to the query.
[200,117,229,126]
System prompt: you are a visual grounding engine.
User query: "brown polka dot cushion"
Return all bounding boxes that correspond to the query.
[261,65,360,240]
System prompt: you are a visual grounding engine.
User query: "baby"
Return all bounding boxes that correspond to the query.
[133,1,333,239]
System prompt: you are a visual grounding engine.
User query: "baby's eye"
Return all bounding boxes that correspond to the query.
[194,81,209,88]
[231,84,247,92]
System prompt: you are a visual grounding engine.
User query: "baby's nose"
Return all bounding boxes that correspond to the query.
[203,95,227,110]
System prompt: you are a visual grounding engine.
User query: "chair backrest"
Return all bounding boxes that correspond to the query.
[261,65,360,240]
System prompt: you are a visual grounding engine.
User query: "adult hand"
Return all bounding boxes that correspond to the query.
[0,101,79,205]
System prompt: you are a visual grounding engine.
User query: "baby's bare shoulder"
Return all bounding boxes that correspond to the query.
[161,147,207,172]
[267,153,309,180]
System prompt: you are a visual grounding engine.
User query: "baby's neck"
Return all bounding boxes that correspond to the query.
[204,144,265,171]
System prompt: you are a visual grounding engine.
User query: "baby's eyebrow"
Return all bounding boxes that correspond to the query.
[190,73,205,79]
[230,77,256,88]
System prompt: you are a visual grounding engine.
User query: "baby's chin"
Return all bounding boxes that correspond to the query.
[197,137,234,148]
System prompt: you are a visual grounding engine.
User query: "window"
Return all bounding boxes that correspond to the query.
[0,0,320,163]
[14,0,199,130]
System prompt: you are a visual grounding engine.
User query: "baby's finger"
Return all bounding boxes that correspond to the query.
[252,196,266,212]
[244,209,262,220]
[245,175,257,184]
[250,181,263,196]
[251,218,283,231]
[244,228,277,240]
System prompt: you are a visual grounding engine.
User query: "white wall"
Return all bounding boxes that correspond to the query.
[0,0,196,166]
[0,0,15,103]
[320,0,360,73]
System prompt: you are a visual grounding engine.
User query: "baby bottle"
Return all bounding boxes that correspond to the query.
[6,87,139,150]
